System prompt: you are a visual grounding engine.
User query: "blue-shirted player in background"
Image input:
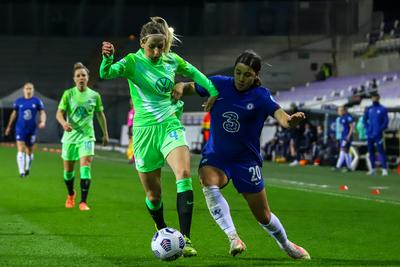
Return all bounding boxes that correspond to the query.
[5,82,46,177]
[364,92,389,176]
[334,105,354,172]
[173,50,310,260]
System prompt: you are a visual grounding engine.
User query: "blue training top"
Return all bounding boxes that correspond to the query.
[364,102,388,139]
[196,75,280,164]
[13,97,44,133]
[338,113,354,140]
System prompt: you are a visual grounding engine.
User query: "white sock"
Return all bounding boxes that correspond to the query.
[259,213,289,249]
[17,152,26,174]
[344,153,352,169]
[203,185,237,238]
[336,151,345,168]
[26,153,34,171]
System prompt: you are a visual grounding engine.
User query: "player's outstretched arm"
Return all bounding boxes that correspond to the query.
[38,110,46,129]
[274,108,306,128]
[172,82,196,101]
[96,111,109,146]
[56,109,72,132]
[5,110,17,136]
[99,41,127,80]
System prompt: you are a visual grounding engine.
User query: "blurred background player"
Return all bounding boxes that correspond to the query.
[99,16,219,257]
[201,112,211,149]
[126,99,135,164]
[288,103,306,166]
[5,82,46,177]
[334,105,354,172]
[174,50,310,260]
[364,92,389,176]
[56,62,109,211]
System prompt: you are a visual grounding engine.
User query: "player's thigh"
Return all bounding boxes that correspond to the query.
[165,145,191,180]
[138,169,162,200]
[242,189,272,224]
[16,141,26,152]
[133,126,164,172]
[199,165,228,188]
[63,160,76,172]
[80,156,93,167]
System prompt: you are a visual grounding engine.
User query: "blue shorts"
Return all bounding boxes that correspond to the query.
[340,138,352,150]
[199,154,264,193]
[15,130,37,147]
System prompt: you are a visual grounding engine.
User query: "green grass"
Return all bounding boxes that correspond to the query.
[1,144,400,266]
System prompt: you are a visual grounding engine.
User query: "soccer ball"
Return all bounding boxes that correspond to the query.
[151,227,185,261]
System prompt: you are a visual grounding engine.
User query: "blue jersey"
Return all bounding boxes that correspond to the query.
[13,97,44,133]
[338,113,354,140]
[364,102,388,139]
[196,75,280,164]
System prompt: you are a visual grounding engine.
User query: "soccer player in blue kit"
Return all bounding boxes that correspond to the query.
[5,82,46,177]
[364,92,389,176]
[173,50,310,260]
[334,106,354,172]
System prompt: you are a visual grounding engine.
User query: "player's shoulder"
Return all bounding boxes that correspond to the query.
[86,87,101,96]
[254,86,276,101]
[208,75,233,88]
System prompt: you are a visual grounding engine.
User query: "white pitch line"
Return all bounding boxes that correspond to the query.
[368,186,390,190]
[267,183,400,206]
[93,155,400,206]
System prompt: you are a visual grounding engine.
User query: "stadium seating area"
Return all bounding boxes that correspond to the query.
[275,72,400,110]
[352,20,400,57]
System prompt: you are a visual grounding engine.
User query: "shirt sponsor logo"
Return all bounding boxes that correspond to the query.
[155,77,173,94]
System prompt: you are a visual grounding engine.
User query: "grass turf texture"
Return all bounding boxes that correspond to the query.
[1,144,400,266]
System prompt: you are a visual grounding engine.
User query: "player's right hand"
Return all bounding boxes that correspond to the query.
[5,127,11,136]
[102,41,115,57]
[202,96,217,112]
[62,122,73,132]
[172,83,184,102]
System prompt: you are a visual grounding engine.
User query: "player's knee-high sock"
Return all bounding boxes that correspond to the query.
[368,140,376,169]
[63,171,75,195]
[377,141,387,169]
[80,166,91,203]
[344,152,352,169]
[176,178,194,238]
[146,197,167,230]
[336,151,345,168]
[259,213,289,249]
[17,152,26,174]
[203,185,237,238]
[26,153,33,171]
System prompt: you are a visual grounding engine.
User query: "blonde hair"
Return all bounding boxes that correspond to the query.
[140,16,180,53]
[73,62,89,76]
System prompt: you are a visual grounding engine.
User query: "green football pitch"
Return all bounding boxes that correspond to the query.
[1,144,400,266]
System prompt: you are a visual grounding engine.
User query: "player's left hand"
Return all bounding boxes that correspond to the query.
[287,112,306,128]
[102,135,109,146]
[172,83,184,102]
[38,122,45,129]
[202,96,217,112]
